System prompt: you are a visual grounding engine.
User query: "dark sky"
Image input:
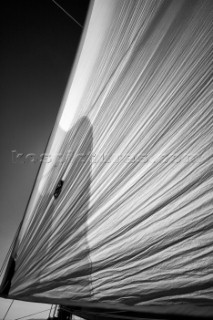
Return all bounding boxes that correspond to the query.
[0,0,90,318]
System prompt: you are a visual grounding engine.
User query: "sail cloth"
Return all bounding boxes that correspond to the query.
[1,0,213,318]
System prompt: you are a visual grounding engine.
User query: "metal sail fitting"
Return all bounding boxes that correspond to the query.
[54,180,64,199]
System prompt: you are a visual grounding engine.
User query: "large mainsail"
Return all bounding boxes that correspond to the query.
[1,0,213,318]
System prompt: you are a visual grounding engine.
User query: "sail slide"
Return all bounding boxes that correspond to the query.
[1,0,213,318]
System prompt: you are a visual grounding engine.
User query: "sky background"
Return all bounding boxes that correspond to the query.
[0,0,90,318]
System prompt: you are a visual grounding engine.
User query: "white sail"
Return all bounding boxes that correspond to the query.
[1,0,213,318]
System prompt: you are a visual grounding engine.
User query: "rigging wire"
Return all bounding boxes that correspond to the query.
[51,0,83,28]
[13,308,51,320]
[3,300,14,320]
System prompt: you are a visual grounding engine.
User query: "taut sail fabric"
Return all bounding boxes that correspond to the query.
[1,0,213,318]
